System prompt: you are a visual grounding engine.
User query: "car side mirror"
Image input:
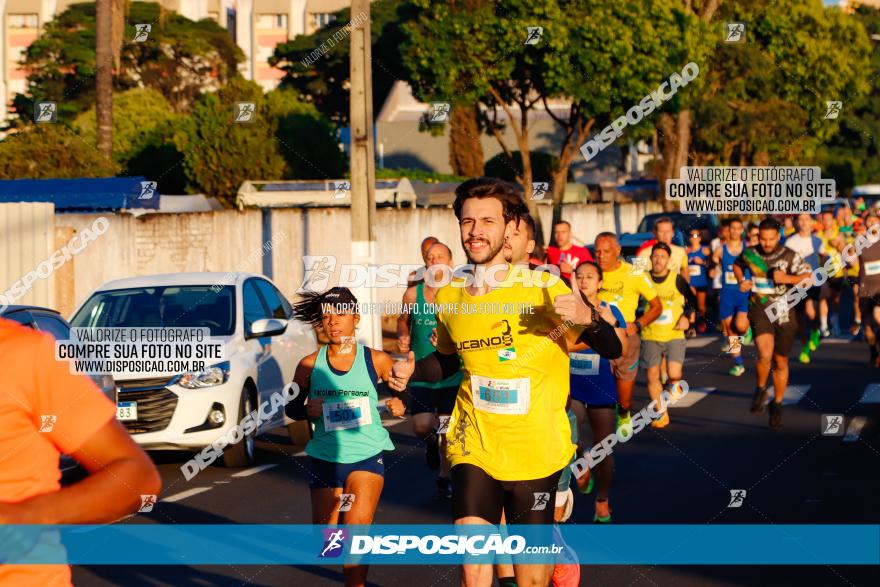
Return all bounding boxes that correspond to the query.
[248,318,288,339]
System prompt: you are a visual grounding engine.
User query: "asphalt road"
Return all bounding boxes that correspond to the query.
[72,331,880,586]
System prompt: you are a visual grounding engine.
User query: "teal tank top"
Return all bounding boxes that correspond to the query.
[411,282,463,389]
[305,343,394,463]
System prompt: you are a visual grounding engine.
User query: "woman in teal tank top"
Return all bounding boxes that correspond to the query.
[285,287,405,587]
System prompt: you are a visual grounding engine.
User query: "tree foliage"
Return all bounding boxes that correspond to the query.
[0,125,117,179]
[692,0,871,167]
[172,79,286,206]
[12,1,243,123]
[270,0,412,126]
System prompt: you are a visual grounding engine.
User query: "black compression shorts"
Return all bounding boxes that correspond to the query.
[450,464,562,525]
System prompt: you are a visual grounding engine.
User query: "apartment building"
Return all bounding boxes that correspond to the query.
[0,0,359,117]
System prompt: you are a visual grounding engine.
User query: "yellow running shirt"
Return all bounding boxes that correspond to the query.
[433,265,579,481]
[598,261,658,323]
[641,272,685,343]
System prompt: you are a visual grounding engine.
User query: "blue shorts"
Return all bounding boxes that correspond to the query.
[719,290,749,320]
[308,453,385,489]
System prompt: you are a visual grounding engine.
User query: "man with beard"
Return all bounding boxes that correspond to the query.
[389,178,621,586]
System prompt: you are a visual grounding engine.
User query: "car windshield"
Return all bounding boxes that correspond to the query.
[638,215,713,234]
[71,286,235,336]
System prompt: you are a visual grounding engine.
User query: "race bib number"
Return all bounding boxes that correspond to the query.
[753,276,774,294]
[323,397,372,431]
[724,271,738,285]
[470,375,530,415]
[689,264,701,276]
[865,260,880,276]
[569,352,600,376]
[656,308,674,325]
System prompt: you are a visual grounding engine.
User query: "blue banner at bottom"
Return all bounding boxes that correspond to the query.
[0,525,878,565]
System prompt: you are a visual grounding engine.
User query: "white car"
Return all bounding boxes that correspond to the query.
[70,272,316,467]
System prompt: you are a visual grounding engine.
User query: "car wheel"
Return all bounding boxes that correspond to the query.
[222,388,256,468]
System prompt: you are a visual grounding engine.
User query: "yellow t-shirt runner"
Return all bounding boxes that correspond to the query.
[598,261,658,323]
[637,243,689,276]
[434,265,578,481]
[641,272,686,343]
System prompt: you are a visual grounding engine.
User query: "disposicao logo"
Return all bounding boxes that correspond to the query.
[320,528,348,558]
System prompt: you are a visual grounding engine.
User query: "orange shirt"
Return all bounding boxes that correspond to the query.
[0,318,116,586]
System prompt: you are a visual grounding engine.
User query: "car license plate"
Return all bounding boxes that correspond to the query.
[117,401,137,421]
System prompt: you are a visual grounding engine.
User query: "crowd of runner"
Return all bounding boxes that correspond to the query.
[283,178,880,587]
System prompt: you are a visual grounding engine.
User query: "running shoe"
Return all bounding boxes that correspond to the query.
[575,466,594,495]
[594,499,612,523]
[798,350,811,364]
[768,401,783,430]
[820,326,831,339]
[721,341,730,353]
[558,488,574,523]
[437,476,452,499]
[551,525,580,587]
[850,321,862,337]
[616,411,633,439]
[651,412,670,428]
[808,329,821,351]
[425,434,440,471]
[667,382,684,402]
[750,386,768,414]
[743,328,753,345]
[729,364,745,377]
[696,320,708,334]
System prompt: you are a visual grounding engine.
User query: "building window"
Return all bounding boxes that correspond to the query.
[311,13,336,30]
[8,14,39,29]
[256,13,288,30]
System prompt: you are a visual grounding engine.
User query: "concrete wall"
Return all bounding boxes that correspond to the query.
[0,202,54,310]
[21,201,661,320]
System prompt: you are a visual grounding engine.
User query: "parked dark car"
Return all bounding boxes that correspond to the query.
[0,305,117,473]
[619,212,720,258]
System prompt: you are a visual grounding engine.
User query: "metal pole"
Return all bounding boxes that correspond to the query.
[349,0,380,348]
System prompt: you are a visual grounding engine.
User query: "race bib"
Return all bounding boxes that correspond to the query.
[753,276,775,294]
[470,375,531,415]
[656,308,674,325]
[865,260,880,276]
[689,264,701,276]
[569,352,600,376]
[323,397,372,431]
[724,271,738,285]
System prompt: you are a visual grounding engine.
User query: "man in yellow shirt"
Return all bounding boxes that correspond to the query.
[636,216,690,282]
[640,243,697,428]
[390,177,622,587]
[594,232,662,435]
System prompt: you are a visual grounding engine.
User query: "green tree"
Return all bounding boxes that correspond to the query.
[814,4,880,189]
[692,0,871,169]
[0,125,117,179]
[270,0,411,126]
[265,89,347,179]
[12,2,242,123]
[73,88,178,164]
[172,79,286,206]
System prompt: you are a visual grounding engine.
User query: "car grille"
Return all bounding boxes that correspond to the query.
[116,377,178,435]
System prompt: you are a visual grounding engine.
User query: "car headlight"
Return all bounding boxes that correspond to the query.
[177,361,230,389]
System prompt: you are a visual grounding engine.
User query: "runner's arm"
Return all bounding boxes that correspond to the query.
[412,350,461,383]
[285,355,315,420]
[676,275,699,317]
[396,285,417,351]
[638,295,663,329]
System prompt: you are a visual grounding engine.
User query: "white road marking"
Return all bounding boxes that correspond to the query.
[686,337,718,348]
[669,387,716,408]
[820,337,856,344]
[231,464,278,478]
[843,417,867,442]
[859,384,880,404]
[765,385,810,406]
[163,487,212,502]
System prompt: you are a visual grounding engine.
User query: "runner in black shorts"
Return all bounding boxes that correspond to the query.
[733,218,812,430]
[397,241,462,498]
